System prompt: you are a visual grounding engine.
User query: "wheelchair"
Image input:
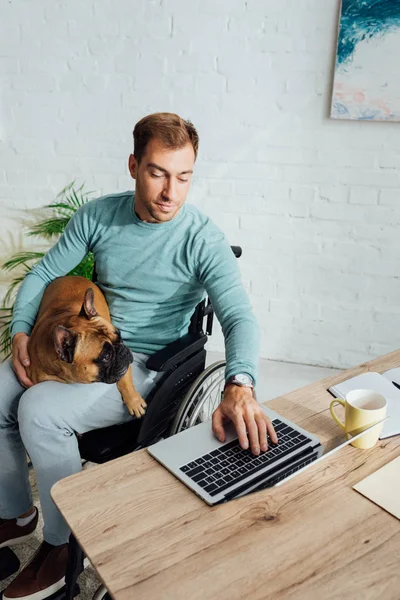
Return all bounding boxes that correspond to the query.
[61,246,243,600]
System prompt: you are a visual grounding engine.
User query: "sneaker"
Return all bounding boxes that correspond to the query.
[0,508,39,549]
[3,541,69,600]
[0,547,20,582]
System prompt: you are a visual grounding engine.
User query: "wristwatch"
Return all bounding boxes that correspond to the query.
[225,373,255,390]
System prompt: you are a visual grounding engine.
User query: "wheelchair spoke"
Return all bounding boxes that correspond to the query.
[170,361,226,435]
[188,376,224,427]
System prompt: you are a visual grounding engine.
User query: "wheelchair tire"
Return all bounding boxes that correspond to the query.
[92,585,111,600]
[169,360,226,435]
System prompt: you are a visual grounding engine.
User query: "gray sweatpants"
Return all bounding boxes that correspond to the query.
[0,354,163,545]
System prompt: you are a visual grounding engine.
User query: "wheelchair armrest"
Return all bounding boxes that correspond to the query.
[145,332,207,372]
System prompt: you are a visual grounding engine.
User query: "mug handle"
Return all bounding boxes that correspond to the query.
[330,399,346,430]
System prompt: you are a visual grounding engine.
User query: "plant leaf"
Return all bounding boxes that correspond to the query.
[27,217,70,238]
[56,180,76,199]
[0,325,12,359]
[3,276,30,306]
[2,252,44,271]
[47,202,78,213]
[0,180,94,358]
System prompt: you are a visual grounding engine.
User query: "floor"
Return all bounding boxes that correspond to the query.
[207,351,342,402]
[0,356,342,599]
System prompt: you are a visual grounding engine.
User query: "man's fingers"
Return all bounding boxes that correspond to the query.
[266,418,278,444]
[11,334,33,388]
[14,364,33,389]
[256,415,268,452]
[18,347,30,367]
[213,399,279,456]
[244,412,278,455]
[233,414,249,450]
[212,409,226,443]
[245,414,261,455]
[13,353,33,388]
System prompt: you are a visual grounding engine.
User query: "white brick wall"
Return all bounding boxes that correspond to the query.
[1,0,399,368]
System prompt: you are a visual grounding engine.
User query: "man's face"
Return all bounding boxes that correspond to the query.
[128,138,195,223]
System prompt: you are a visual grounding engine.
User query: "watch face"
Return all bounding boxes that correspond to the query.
[235,374,253,385]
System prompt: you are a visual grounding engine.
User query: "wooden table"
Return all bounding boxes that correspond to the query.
[52,350,400,600]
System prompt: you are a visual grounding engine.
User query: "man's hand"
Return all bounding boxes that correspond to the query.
[212,384,278,455]
[12,332,34,388]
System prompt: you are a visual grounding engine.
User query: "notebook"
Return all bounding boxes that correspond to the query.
[328,367,400,439]
[353,456,400,520]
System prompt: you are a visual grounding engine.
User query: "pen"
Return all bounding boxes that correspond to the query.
[392,381,400,391]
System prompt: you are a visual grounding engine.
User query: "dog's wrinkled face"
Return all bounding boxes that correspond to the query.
[52,288,133,384]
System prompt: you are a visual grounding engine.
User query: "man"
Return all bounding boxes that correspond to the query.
[0,113,277,600]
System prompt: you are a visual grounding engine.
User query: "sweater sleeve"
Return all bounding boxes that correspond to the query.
[195,229,260,386]
[10,202,93,338]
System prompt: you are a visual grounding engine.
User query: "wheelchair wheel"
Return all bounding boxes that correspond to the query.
[92,585,111,600]
[169,360,226,435]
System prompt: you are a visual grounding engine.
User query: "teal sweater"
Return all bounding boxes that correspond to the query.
[10,191,260,383]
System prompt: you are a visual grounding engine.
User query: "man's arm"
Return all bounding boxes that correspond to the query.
[10,202,93,338]
[195,233,259,384]
[196,230,277,455]
[9,202,94,387]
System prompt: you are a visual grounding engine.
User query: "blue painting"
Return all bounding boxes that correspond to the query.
[331,0,400,121]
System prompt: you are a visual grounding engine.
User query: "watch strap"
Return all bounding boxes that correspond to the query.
[225,374,254,389]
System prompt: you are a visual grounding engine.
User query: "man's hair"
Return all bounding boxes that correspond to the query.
[133,112,199,164]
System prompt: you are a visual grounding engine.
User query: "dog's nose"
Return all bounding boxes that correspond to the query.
[115,343,133,364]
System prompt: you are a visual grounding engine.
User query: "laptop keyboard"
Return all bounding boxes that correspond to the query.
[179,418,312,497]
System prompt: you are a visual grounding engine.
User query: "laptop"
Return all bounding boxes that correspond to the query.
[147,405,387,505]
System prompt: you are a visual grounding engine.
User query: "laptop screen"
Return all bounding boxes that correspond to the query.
[269,419,386,488]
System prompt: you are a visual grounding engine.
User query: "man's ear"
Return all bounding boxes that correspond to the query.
[128,154,138,180]
[53,326,77,363]
[79,288,98,319]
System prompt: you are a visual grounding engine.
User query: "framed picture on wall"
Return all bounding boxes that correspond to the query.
[331,0,400,121]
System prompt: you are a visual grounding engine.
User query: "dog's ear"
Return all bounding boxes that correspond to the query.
[53,326,77,363]
[79,287,98,319]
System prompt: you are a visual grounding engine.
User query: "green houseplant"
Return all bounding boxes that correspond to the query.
[0,182,95,359]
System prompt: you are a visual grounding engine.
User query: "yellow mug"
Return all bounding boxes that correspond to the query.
[329,389,387,449]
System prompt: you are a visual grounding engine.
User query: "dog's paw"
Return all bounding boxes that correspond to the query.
[124,394,147,419]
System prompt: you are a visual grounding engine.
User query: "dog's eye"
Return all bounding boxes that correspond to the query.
[101,343,113,363]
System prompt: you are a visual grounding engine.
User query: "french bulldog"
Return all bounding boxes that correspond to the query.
[25,275,147,418]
